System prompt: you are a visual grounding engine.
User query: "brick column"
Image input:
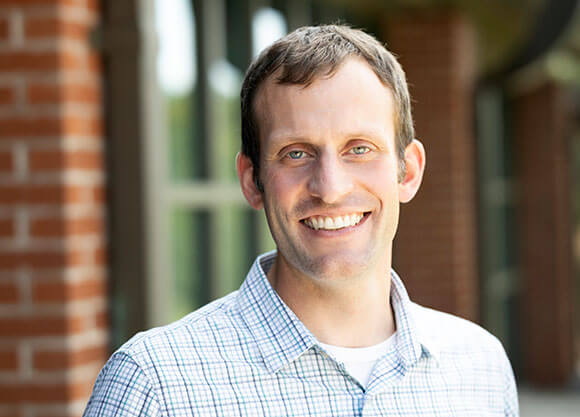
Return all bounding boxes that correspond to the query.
[0,1,107,416]
[513,82,574,385]
[386,11,479,321]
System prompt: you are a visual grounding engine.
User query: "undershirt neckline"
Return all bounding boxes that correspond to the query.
[318,333,396,362]
[318,333,397,387]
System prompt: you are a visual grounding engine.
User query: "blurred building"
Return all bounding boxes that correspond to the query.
[0,0,578,415]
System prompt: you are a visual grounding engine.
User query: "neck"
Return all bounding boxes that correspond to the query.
[267,254,396,348]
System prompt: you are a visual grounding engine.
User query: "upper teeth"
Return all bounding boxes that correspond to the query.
[303,213,364,230]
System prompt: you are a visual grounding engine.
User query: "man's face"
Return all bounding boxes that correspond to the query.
[239,58,421,282]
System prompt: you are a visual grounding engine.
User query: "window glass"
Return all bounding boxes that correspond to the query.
[152,1,282,322]
[170,207,258,319]
[252,7,287,57]
[155,0,204,180]
[208,59,243,181]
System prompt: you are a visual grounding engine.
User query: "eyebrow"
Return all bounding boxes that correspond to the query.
[268,128,388,147]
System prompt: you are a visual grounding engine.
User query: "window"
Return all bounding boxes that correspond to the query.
[153,0,293,321]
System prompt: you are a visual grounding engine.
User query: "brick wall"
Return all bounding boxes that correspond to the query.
[513,82,574,385]
[386,11,479,321]
[0,1,107,416]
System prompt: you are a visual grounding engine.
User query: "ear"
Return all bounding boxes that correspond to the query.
[398,139,426,203]
[236,152,264,210]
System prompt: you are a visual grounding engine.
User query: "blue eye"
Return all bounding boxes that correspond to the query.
[287,150,305,159]
[351,146,370,155]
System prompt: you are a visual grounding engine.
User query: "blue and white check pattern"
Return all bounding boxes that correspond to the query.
[84,251,518,416]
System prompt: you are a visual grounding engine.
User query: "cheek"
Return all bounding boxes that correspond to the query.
[352,159,399,192]
[264,166,308,196]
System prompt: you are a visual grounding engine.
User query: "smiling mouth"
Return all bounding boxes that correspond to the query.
[301,212,370,231]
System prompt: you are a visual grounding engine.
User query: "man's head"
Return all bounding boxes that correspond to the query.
[236,25,425,283]
[241,24,415,189]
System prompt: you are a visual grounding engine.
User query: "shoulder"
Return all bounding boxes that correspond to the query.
[84,350,162,416]
[409,302,516,390]
[118,291,247,366]
[408,303,519,415]
[410,302,506,359]
[84,291,255,415]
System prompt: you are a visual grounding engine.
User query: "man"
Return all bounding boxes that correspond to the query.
[84,25,518,416]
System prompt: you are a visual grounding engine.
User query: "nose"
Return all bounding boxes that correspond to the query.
[307,153,354,204]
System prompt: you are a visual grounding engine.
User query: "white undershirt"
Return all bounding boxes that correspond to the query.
[318,333,397,388]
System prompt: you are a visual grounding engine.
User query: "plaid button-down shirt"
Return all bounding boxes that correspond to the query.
[84,251,518,416]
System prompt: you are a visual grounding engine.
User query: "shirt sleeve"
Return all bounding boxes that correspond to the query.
[83,351,162,417]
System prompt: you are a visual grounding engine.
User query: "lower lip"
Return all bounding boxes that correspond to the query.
[300,213,371,236]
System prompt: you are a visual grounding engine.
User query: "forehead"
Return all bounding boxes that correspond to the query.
[253,58,396,147]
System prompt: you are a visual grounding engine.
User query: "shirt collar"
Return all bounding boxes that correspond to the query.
[236,251,440,373]
[236,251,317,373]
[390,270,441,365]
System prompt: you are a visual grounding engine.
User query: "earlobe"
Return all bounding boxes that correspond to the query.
[398,139,426,203]
[236,152,264,210]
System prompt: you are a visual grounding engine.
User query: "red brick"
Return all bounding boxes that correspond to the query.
[0,0,77,6]
[0,184,85,205]
[0,281,18,303]
[0,149,13,172]
[0,49,84,73]
[63,114,103,136]
[28,149,103,172]
[0,116,101,139]
[33,344,107,370]
[0,380,88,404]
[90,184,105,203]
[87,51,102,73]
[30,215,103,237]
[93,245,106,264]
[27,149,64,171]
[0,315,84,337]
[32,277,106,302]
[26,83,60,103]
[86,0,100,13]
[69,83,101,103]
[0,348,18,371]
[0,248,83,269]
[69,150,104,170]
[25,16,89,42]
[27,82,100,105]
[59,50,85,71]
[29,216,65,236]
[0,86,14,105]
[0,217,14,237]
[0,114,101,138]
[95,309,108,330]
[0,15,8,41]
[0,51,59,72]
[0,117,62,137]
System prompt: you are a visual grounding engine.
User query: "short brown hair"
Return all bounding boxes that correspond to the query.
[241,24,414,188]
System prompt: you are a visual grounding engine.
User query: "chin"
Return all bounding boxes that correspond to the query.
[297,253,374,282]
